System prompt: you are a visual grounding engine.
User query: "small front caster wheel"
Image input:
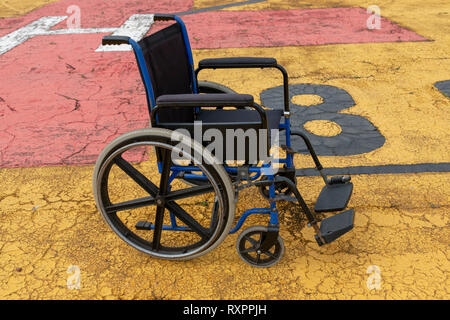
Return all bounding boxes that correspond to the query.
[236,226,285,267]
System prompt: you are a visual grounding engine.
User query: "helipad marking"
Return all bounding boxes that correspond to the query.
[0,16,66,55]
[0,2,437,169]
[261,83,386,156]
[0,7,427,56]
[0,14,155,55]
[434,80,450,98]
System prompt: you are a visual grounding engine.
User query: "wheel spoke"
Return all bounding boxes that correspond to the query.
[152,207,165,250]
[262,250,276,258]
[114,150,212,246]
[152,148,171,250]
[241,246,257,254]
[165,184,214,202]
[244,235,258,246]
[208,199,219,230]
[167,201,210,239]
[114,156,158,196]
[105,196,156,214]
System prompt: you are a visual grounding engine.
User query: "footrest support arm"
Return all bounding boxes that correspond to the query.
[274,176,326,244]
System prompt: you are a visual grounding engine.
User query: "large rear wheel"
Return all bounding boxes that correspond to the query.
[93,128,235,260]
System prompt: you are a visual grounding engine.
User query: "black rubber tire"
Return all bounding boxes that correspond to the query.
[236,226,285,268]
[197,80,237,94]
[93,128,235,261]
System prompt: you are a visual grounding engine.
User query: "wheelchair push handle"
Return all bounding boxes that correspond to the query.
[102,35,130,46]
[153,13,176,21]
[101,12,177,46]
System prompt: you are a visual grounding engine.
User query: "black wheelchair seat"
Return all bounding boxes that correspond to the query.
[153,92,282,163]
[197,109,283,132]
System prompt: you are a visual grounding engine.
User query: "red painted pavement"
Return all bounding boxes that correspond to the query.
[0,0,193,37]
[0,1,427,168]
[183,8,427,49]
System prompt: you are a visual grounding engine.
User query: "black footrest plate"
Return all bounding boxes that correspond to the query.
[314,182,353,212]
[315,209,354,245]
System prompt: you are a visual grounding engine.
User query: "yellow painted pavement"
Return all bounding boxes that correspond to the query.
[0,0,449,299]
[0,0,59,17]
[0,165,448,299]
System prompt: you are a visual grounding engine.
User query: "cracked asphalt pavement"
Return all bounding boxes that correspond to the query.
[0,0,449,299]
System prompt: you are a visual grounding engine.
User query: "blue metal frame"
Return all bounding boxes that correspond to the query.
[174,16,198,94]
[127,15,294,234]
[127,39,156,109]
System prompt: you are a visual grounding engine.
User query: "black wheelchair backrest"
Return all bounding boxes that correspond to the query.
[137,22,195,123]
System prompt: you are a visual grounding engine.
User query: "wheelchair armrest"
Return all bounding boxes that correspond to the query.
[153,94,268,130]
[196,59,290,114]
[198,57,277,69]
[156,93,253,108]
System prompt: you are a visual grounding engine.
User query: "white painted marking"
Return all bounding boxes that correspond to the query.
[0,14,155,55]
[95,14,154,52]
[45,28,116,35]
[0,16,66,55]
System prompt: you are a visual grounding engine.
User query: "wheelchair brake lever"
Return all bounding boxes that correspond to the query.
[237,165,251,182]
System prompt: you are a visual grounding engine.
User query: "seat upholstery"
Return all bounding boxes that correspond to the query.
[197,109,283,132]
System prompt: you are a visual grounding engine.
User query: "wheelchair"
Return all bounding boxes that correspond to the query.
[93,14,355,267]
